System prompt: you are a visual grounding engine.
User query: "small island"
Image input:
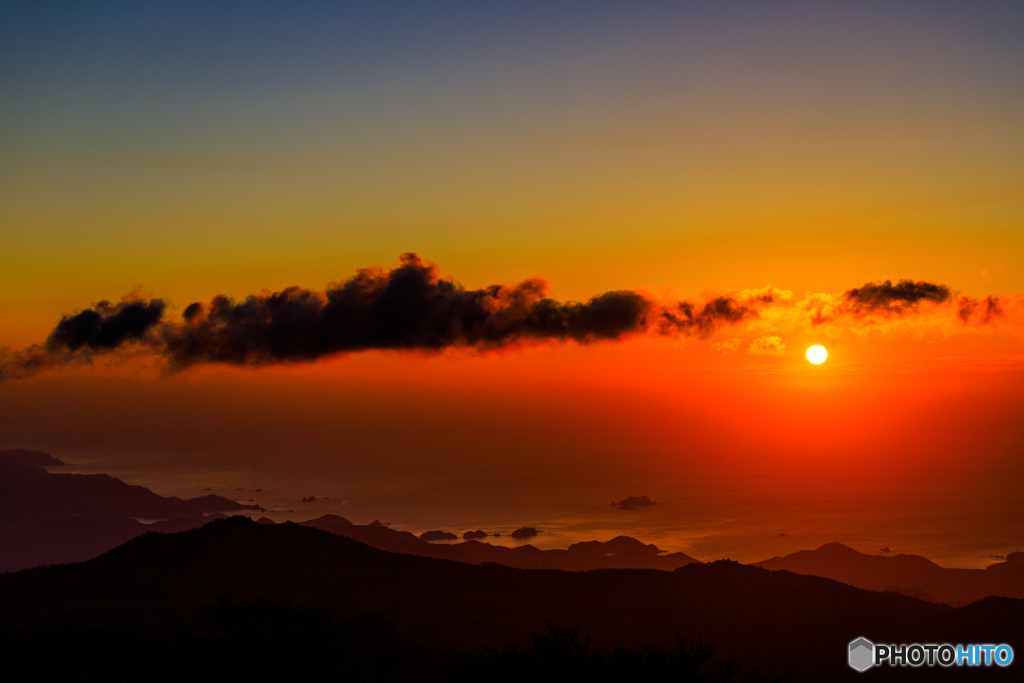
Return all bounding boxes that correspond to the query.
[511,527,540,539]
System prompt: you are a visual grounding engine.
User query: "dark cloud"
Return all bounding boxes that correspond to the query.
[160,254,654,369]
[182,302,204,321]
[843,280,950,313]
[46,299,166,353]
[2,255,665,379]
[658,297,755,337]
[0,345,50,381]
[805,278,958,326]
[4,255,1003,381]
[957,295,1003,324]
[0,298,166,380]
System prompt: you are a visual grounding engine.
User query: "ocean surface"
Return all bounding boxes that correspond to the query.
[49,457,1022,569]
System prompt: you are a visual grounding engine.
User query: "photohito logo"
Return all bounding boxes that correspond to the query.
[849,637,1014,671]
[849,638,874,672]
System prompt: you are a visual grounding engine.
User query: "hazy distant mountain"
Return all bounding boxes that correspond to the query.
[0,449,698,574]
[0,515,220,572]
[0,450,261,571]
[1,517,1020,681]
[755,542,1024,606]
[568,536,663,556]
[300,514,701,572]
[0,449,64,467]
[0,450,261,529]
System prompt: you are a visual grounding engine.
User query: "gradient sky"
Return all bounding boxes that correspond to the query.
[2,1,1023,566]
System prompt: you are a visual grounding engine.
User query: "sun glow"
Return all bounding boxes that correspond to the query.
[806,345,828,365]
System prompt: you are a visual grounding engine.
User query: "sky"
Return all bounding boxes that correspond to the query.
[1,1,1023,567]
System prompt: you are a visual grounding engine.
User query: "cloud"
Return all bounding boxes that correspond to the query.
[713,338,742,355]
[980,264,1003,281]
[803,279,965,327]
[956,295,1003,325]
[0,345,50,381]
[748,336,786,356]
[3,254,773,379]
[658,297,757,337]
[843,279,951,313]
[0,298,166,380]
[1,256,1017,381]
[47,298,165,352]
[160,254,657,369]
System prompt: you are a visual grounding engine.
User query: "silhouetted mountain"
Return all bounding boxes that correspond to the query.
[420,530,458,541]
[883,585,938,603]
[0,451,698,575]
[300,515,700,571]
[1,518,1020,681]
[755,542,1024,606]
[569,536,663,556]
[301,513,353,530]
[302,515,461,561]
[0,449,65,467]
[0,455,261,531]
[0,515,217,572]
[0,450,263,571]
[473,542,702,572]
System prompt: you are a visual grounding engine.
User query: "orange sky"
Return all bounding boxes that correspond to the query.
[1,2,1023,567]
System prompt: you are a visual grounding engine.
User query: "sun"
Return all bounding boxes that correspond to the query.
[806,345,828,365]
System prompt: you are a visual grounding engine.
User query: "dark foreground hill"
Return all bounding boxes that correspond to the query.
[1,518,1020,682]
[756,542,1024,607]
[0,513,231,572]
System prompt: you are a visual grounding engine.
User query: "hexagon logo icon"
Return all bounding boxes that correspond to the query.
[849,637,874,672]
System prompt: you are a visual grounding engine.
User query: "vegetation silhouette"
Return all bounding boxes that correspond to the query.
[455,625,789,683]
[0,603,782,682]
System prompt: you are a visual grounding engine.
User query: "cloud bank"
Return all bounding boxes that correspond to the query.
[0,255,1016,380]
[161,253,654,368]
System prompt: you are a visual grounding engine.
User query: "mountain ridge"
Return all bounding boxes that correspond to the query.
[299,514,701,572]
[755,542,1024,606]
[2,516,1021,682]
